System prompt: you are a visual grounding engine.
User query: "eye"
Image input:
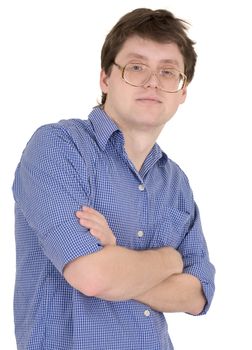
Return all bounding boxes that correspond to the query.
[126,63,145,72]
[160,68,177,78]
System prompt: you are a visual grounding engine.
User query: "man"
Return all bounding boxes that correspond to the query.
[13,8,215,350]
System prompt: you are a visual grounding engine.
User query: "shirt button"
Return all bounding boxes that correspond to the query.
[138,184,145,191]
[144,309,151,317]
[137,230,144,238]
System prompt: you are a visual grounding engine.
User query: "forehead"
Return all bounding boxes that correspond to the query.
[116,35,184,69]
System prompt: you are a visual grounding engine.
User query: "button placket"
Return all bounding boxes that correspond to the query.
[144,309,151,317]
[138,183,145,191]
[137,230,144,238]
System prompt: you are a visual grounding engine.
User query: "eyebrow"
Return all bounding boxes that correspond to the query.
[124,53,181,67]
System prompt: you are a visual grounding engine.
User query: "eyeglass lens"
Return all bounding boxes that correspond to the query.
[123,63,185,92]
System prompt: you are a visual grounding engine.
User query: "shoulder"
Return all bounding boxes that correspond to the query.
[164,155,191,186]
[28,118,92,145]
[22,118,95,159]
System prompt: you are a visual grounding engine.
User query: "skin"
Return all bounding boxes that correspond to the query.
[64,35,206,315]
[100,35,187,170]
[75,207,205,315]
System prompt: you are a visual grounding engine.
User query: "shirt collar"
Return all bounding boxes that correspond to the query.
[88,106,168,167]
[156,147,168,167]
[88,106,119,151]
[139,143,167,177]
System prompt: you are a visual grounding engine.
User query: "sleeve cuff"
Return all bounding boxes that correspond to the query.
[41,216,103,274]
[183,257,215,316]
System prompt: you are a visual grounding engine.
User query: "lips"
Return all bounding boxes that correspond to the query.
[136,96,162,103]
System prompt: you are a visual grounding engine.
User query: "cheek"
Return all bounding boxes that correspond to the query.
[166,91,186,111]
[104,82,132,114]
[107,79,133,102]
[161,98,182,120]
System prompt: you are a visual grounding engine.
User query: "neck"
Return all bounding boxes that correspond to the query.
[122,127,162,172]
[103,105,164,171]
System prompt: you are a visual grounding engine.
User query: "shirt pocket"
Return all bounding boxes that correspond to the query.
[150,207,191,249]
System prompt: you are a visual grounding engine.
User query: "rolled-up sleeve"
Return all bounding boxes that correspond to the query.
[178,202,215,315]
[13,124,102,273]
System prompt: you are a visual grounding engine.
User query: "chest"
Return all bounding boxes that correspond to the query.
[87,152,190,251]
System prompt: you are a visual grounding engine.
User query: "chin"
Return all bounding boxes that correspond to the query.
[137,110,167,124]
[135,117,167,131]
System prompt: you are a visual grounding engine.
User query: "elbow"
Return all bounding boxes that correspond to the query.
[74,276,105,298]
[63,257,108,298]
[189,304,204,316]
[82,284,106,298]
[185,275,207,316]
[188,295,206,316]
[65,269,108,298]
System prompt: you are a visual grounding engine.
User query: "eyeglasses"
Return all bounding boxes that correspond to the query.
[113,62,187,93]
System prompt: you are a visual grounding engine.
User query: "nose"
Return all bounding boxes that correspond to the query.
[143,72,159,89]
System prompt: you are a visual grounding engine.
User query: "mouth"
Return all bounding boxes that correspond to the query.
[136,97,162,104]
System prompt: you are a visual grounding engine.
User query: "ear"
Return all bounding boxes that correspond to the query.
[100,69,109,94]
[179,86,187,104]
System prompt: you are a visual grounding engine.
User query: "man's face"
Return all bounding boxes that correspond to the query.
[100,35,187,132]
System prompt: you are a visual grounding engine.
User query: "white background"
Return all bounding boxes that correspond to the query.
[1,0,251,349]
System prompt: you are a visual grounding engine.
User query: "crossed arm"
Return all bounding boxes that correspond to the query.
[63,207,206,315]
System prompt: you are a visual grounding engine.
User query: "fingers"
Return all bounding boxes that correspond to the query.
[76,207,106,228]
[75,206,116,246]
[80,206,105,219]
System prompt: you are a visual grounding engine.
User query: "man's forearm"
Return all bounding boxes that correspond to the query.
[135,273,206,315]
[70,207,183,301]
[64,245,183,301]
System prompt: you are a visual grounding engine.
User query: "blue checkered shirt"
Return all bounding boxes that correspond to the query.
[13,106,215,349]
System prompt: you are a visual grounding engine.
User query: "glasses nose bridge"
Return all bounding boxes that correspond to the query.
[144,68,160,88]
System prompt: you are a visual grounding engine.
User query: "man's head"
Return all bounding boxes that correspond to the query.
[100,8,197,106]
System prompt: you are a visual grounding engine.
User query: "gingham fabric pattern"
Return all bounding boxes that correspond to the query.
[13,106,215,350]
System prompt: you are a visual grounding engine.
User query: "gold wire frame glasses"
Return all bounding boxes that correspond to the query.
[113,62,187,93]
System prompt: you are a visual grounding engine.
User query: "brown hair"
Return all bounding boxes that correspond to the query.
[100,8,197,105]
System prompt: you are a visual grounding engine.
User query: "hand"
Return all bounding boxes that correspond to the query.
[76,206,116,246]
